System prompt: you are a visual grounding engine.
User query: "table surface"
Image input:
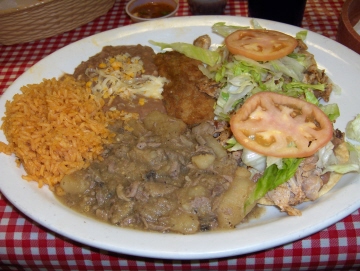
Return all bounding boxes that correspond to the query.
[1,0,359,270]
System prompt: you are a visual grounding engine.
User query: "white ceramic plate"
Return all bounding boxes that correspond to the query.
[1,16,360,260]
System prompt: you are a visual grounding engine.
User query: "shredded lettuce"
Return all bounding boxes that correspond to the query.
[316,141,337,169]
[266,156,283,169]
[225,136,243,151]
[269,57,304,81]
[214,58,262,118]
[346,114,360,142]
[211,22,249,37]
[287,53,313,69]
[233,54,272,70]
[250,19,265,29]
[326,163,360,174]
[283,82,325,105]
[241,148,266,172]
[319,103,340,122]
[213,53,329,119]
[211,20,264,38]
[304,90,320,105]
[245,158,303,208]
[331,81,342,95]
[323,142,360,174]
[283,81,325,92]
[149,40,220,66]
[296,30,308,41]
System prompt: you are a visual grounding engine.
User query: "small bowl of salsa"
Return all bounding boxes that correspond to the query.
[126,0,179,23]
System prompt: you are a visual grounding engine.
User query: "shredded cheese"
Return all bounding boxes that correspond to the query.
[85,53,168,100]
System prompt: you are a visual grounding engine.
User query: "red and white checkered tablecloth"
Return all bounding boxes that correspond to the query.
[1,0,359,270]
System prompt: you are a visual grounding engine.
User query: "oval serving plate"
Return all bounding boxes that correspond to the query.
[1,16,360,260]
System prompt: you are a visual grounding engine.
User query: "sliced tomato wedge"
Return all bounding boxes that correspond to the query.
[225,29,298,61]
[230,92,333,158]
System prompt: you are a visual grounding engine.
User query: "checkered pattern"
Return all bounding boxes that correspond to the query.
[1,0,360,270]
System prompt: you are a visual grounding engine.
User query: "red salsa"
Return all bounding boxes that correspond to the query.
[132,3,175,19]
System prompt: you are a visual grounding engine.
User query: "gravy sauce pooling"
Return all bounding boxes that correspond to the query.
[56,109,255,234]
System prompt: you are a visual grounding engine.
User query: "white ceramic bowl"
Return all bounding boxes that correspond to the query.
[126,0,179,23]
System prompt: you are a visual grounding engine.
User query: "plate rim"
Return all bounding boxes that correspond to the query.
[1,15,360,260]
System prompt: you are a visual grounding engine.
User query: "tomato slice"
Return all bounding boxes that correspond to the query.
[230,92,333,158]
[225,29,298,61]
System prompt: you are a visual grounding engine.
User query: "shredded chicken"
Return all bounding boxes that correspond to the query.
[297,39,333,102]
[262,155,326,216]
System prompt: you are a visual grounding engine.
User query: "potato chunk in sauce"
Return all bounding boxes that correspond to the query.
[56,111,255,234]
[55,111,254,234]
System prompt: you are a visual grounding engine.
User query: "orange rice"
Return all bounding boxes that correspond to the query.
[0,75,135,189]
